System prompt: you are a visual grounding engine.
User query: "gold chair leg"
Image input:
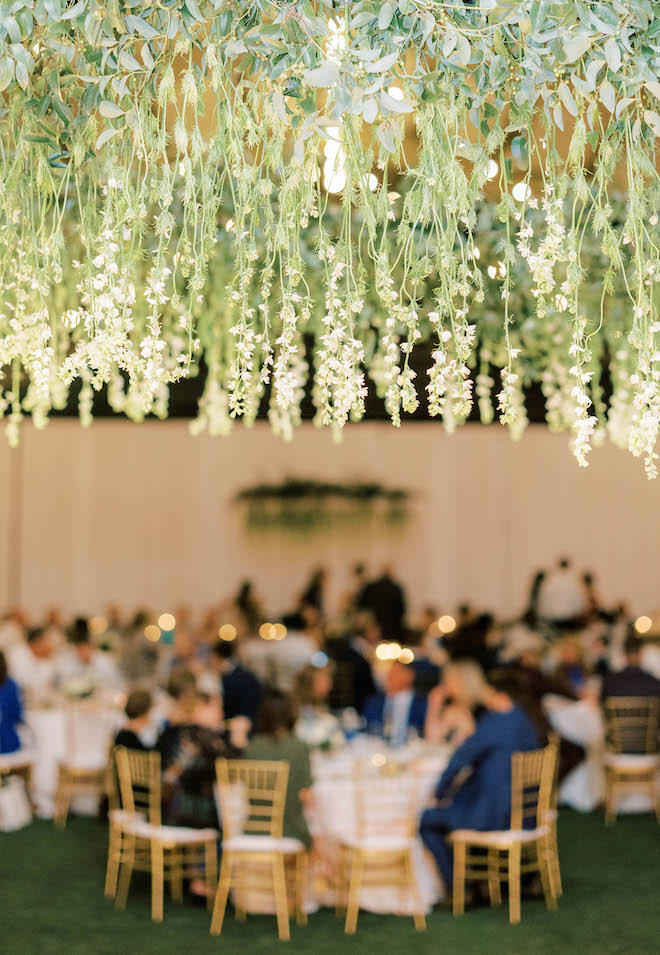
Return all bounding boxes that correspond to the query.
[151,841,165,922]
[115,833,135,910]
[487,848,502,905]
[104,822,121,898]
[404,849,426,931]
[507,844,521,925]
[54,768,71,828]
[605,771,616,825]
[335,847,347,917]
[452,842,466,916]
[169,847,184,903]
[205,841,218,913]
[344,850,363,935]
[295,852,308,926]
[272,853,290,941]
[538,839,557,911]
[210,853,232,936]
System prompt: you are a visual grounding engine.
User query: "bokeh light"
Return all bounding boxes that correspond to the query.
[635,615,652,634]
[218,624,237,642]
[438,615,457,634]
[144,624,161,642]
[158,613,176,631]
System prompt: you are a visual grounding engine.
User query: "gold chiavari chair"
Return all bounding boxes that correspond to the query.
[338,761,426,935]
[54,701,119,827]
[451,741,559,924]
[603,697,660,825]
[545,732,562,898]
[211,759,307,942]
[110,746,218,921]
[0,751,34,810]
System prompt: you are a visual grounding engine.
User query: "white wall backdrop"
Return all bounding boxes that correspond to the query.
[1,419,660,620]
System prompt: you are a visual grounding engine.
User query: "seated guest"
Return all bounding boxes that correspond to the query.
[209,640,262,729]
[245,689,313,848]
[553,636,587,696]
[8,626,56,701]
[157,669,239,830]
[424,665,477,747]
[363,658,427,745]
[493,637,585,782]
[293,663,344,750]
[419,661,539,893]
[0,650,22,754]
[55,618,124,692]
[114,689,154,750]
[601,633,660,700]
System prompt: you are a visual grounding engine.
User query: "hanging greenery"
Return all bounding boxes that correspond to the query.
[236,477,410,530]
[2,1,660,473]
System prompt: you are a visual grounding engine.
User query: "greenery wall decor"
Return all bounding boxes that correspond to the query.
[3,2,660,473]
[236,477,410,530]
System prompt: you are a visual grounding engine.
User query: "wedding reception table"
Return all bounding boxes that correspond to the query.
[232,738,448,916]
[22,695,123,818]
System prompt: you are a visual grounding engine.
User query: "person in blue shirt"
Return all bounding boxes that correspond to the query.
[420,661,540,891]
[363,658,427,745]
[0,650,23,754]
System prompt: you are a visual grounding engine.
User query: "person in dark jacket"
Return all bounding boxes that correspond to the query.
[357,565,407,640]
[420,661,539,890]
[209,640,262,728]
[363,659,427,745]
[601,633,660,700]
[114,688,154,751]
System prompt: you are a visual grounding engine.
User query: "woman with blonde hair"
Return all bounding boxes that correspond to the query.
[424,661,486,746]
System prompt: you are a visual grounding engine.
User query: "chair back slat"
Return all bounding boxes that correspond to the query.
[114,746,162,825]
[603,697,660,755]
[353,761,419,840]
[216,759,288,838]
[510,742,557,831]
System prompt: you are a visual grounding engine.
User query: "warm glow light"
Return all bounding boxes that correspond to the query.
[399,648,415,665]
[144,624,161,642]
[371,753,387,767]
[635,615,652,634]
[486,159,498,180]
[438,615,456,634]
[388,642,402,660]
[273,623,287,641]
[90,616,107,635]
[219,624,237,642]
[259,623,277,640]
[158,613,176,631]
[512,181,531,202]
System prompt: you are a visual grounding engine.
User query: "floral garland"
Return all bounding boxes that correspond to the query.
[2,1,660,474]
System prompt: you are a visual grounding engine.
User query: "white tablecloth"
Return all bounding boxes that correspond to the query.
[23,698,122,818]
[234,739,448,916]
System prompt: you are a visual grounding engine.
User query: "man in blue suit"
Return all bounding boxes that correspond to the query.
[363,658,427,745]
[419,661,539,890]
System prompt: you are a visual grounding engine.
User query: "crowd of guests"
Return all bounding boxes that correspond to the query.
[1,556,660,905]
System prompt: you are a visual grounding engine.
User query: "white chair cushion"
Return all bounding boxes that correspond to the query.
[0,750,33,770]
[604,753,659,771]
[108,809,145,826]
[222,834,304,854]
[450,826,548,846]
[124,819,218,843]
[340,834,414,852]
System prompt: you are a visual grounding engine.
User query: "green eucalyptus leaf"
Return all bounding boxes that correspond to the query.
[99,100,124,118]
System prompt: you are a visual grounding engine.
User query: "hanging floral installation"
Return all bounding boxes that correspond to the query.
[1,0,660,472]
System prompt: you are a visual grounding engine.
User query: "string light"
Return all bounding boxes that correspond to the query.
[157,613,176,631]
[438,615,457,634]
[371,753,386,768]
[635,615,652,634]
[259,623,276,640]
[399,648,415,665]
[89,616,107,635]
[218,624,237,641]
[144,624,161,642]
[273,623,287,641]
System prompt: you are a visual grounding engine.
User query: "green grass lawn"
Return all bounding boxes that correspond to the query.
[1,810,659,954]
